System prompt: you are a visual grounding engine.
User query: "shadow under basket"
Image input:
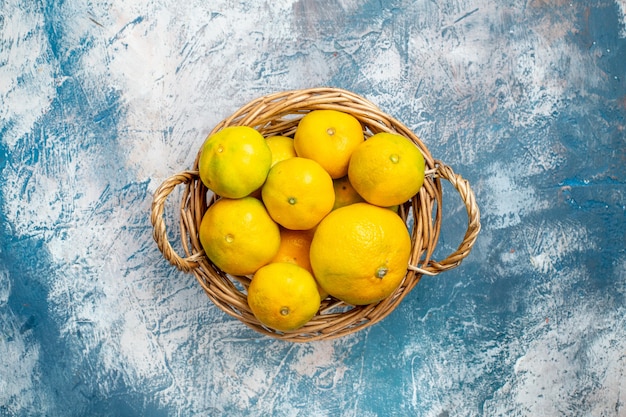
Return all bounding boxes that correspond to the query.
[150,87,481,342]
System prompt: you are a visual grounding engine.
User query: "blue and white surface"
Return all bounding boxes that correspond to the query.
[1,1,625,416]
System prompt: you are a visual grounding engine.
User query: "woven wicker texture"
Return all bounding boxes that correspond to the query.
[150,87,481,342]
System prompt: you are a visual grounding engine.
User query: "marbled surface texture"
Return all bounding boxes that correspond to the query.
[1,0,625,416]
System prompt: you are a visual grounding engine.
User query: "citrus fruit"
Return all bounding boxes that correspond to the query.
[198,126,272,198]
[271,227,315,274]
[266,135,297,167]
[199,197,280,276]
[294,110,364,179]
[261,157,335,230]
[248,262,321,332]
[271,227,329,299]
[310,202,412,305]
[332,175,365,210]
[348,132,426,207]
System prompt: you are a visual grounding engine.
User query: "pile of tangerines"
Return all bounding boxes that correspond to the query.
[197,110,425,332]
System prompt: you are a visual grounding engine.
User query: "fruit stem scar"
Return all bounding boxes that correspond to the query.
[280,307,290,316]
[375,266,388,279]
[225,234,234,243]
[326,127,335,136]
[288,197,297,205]
[390,154,400,164]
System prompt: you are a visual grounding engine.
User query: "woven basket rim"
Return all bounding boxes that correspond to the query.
[150,87,481,342]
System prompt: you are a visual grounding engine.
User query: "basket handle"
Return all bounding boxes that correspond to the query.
[408,161,481,276]
[150,170,203,272]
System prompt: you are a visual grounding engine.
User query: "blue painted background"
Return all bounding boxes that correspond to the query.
[1,0,625,416]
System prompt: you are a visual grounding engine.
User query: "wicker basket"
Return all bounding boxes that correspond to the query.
[150,87,480,342]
